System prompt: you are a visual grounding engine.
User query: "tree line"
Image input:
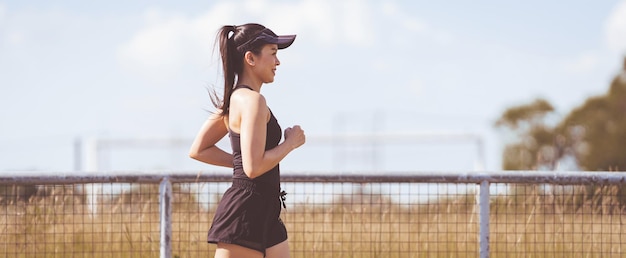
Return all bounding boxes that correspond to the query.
[495,57,626,171]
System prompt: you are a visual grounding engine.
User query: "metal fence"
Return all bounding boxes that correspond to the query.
[2,171,626,257]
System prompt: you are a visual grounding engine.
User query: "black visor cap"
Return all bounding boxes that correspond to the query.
[236,29,296,52]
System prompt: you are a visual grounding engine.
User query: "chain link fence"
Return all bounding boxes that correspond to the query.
[1,171,626,257]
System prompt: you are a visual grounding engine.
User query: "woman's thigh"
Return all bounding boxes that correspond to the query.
[265,240,290,258]
[215,243,263,258]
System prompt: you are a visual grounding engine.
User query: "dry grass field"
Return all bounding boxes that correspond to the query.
[1,184,625,257]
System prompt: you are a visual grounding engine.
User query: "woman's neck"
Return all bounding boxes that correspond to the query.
[236,75,262,92]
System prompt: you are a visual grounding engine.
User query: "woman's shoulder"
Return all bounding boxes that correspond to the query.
[230,89,269,123]
[231,88,266,107]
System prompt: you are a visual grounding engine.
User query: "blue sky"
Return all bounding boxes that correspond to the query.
[1,0,626,173]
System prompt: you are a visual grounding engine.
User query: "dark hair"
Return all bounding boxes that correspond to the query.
[211,23,275,116]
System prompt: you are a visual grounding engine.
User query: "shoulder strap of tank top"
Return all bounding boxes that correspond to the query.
[234,85,254,91]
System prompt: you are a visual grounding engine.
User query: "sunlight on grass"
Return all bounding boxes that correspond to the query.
[1,183,626,257]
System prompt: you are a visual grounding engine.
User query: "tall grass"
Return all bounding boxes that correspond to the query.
[1,183,626,257]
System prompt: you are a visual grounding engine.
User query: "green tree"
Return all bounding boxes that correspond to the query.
[495,98,558,170]
[495,57,626,212]
[496,57,626,171]
[557,61,626,171]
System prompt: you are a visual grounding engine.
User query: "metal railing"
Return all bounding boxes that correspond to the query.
[2,170,626,257]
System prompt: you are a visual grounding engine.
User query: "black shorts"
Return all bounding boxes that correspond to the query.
[207,179,287,255]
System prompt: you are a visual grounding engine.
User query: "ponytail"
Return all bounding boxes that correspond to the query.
[210,25,238,116]
[210,23,266,116]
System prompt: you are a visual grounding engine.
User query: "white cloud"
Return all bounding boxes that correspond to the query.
[116,2,238,80]
[381,1,427,34]
[338,0,375,46]
[606,0,626,54]
[0,4,24,46]
[563,51,599,74]
[116,0,450,79]
[117,12,186,74]
[247,0,337,46]
[379,1,451,47]
[242,0,375,47]
[0,3,5,25]
[407,78,423,96]
[6,31,24,45]
[116,0,381,79]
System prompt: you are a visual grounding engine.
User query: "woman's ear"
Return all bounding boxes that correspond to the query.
[244,51,255,66]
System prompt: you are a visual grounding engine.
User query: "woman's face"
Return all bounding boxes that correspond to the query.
[251,44,280,83]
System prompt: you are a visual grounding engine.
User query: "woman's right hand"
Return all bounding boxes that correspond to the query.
[284,125,306,150]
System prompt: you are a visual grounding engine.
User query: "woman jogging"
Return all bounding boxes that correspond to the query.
[189,23,305,258]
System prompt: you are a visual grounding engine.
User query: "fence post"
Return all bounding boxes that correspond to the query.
[479,180,490,258]
[159,177,173,258]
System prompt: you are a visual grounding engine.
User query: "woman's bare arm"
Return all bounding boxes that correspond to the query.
[234,91,305,178]
[189,113,233,167]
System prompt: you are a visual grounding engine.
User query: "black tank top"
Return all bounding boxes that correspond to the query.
[229,85,282,189]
